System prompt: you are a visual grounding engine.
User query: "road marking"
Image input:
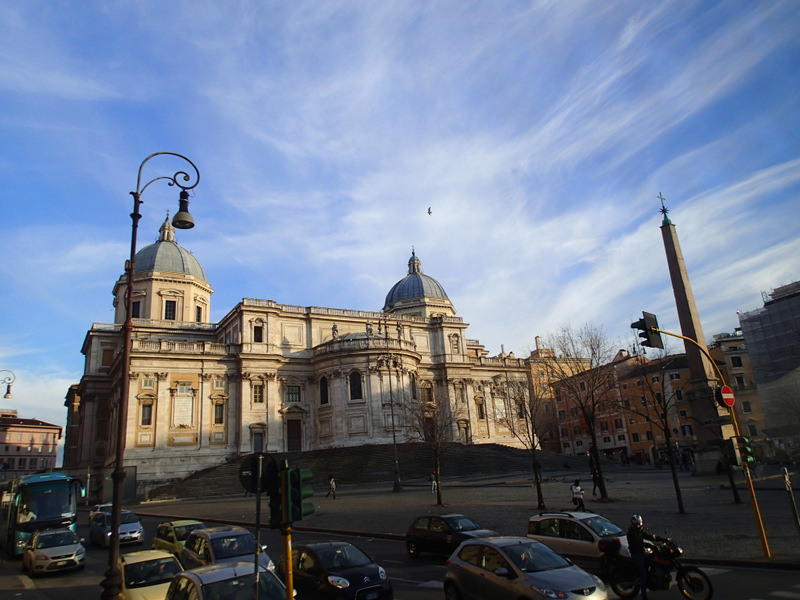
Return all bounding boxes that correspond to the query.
[770,592,800,599]
[390,576,443,588]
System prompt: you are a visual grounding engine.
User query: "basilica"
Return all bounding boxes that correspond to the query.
[63,219,544,499]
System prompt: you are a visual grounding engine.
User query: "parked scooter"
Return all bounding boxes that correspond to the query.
[599,536,713,600]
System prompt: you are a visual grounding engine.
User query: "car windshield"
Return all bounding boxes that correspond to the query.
[317,545,372,570]
[582,515,623,537]
[505,541,570,573]
[120,512,140,525]
[174,523,204,541]
[201,572,285,600]
[37,531,78,548]
[445,515,479,532]
[124,557,182,588]
[212,534,256,558]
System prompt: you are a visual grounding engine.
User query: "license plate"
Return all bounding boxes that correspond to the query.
[55,560,67,567]
[365,593,379,600]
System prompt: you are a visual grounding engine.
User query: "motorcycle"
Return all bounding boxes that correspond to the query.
[598,536,713,600]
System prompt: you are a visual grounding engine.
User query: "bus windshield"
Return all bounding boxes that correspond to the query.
[17,481,77,528]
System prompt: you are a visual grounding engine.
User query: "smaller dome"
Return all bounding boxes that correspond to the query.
[383,250,450,311]
[134,218,206,280]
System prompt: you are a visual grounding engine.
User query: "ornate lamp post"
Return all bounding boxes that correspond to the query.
[1,370,16,399]
[100,152,199,600]
[379,316,403,492]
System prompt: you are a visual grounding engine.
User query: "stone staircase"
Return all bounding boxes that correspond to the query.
[147,443,570,500]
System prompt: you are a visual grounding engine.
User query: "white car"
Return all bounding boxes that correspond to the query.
[119,549,183,600]
[22,528,86,576]
[166,561,287,600]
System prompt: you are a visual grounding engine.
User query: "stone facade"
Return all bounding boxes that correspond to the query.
[65,221,548,499]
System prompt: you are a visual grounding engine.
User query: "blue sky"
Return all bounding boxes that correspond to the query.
[1,1,799,436]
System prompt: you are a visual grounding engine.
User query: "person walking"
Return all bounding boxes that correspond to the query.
[326,475,337,499]
[430,471,438,493]
[591,467,600,496]
[570,479,585,511]
[627,514,662,600]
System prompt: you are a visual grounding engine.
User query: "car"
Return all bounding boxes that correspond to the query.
[405,514,498,558]
[89,502,113,524]
[526,511,629,573]
[166,561,287,600]
[89,510,145,548]
[181,526,274,571]
[21,528,86,576]
[279,540,392,600]
[119,549,183,600]
[444,536,607,600]
[152,519,207,558]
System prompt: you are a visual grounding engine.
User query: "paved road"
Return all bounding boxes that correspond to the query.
[136,463,800,566]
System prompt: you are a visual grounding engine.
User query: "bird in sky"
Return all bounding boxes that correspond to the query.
[427,207,432,215]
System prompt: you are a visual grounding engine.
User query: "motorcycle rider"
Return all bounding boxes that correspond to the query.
[627,514,662,600]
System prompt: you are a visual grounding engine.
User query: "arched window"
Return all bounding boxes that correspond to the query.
[349,371,362,400]
[320,377,329,405]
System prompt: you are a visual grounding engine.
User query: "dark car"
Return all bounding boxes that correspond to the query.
[405,514,498,558]
[181,526,274,571]
[280,540,392,600]
[444,536,607,600]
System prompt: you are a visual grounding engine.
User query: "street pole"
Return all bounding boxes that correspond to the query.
[100,152,199,600]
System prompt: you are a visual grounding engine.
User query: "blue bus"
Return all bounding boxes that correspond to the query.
[1,472,84,558]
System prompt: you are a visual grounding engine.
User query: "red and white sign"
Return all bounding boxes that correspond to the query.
[720,385,735,407]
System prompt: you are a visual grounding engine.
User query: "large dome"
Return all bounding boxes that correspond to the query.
[383,250,450,311]
[134,218,206,280]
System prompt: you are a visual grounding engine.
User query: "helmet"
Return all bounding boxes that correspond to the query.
[631,514,643,528]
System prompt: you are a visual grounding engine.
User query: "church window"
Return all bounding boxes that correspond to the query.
[320,377,329,405]
[286,385,300,403]
[142,378,155,389]
[164,300,177,320]
[213,403,225,425]
[253,325,263,343]
[140,404,152,427]
[213,378,225,390]
[253,383,264,404]
[476,401,485,420]
[420,386,433,404]
[196,306,203,323]
[132,301,141,318]
[349,371,362,400]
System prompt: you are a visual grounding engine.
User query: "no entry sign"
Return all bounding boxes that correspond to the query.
[720,385,735,407]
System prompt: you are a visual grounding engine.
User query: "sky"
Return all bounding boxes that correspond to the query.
[1,1,799,441]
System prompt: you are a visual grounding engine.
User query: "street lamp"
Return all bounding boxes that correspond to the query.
[100,152,200,600]
[1,370,15,399]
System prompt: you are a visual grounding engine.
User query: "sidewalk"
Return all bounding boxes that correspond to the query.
[135,465,800,568]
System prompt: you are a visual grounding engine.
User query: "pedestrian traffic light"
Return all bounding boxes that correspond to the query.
[287,467,315,522]
[631,311,664,349]
[737,436,755,465]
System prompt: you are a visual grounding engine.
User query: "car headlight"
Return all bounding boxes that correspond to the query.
[592,574,605,590]
[76,547,86,557]
[531,586,568,599]
[327,575,350,589]
[378,566,387,580]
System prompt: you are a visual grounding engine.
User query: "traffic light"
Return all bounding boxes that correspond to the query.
[287,468,315,522]
[737,436,755,465]
[631,311,664,349]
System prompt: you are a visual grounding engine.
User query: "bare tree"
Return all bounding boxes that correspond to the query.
[405,376,465,506]
[545,323,617,500]
[614,352,691,513]
[492,370,557,509]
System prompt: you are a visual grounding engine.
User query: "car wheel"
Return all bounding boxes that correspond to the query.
[444,581,461,600]
[406,540,420,558]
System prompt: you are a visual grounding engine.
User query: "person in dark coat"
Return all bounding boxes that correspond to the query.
[627,514,661,600]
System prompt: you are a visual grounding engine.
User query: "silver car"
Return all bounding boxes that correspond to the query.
[527,511,629,573]
[21,528,86,576]
[166,561,286,600]
[181,526,274,572]
[444,536,607,600]
[90,510,145,548]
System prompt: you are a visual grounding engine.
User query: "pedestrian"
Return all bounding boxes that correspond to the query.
[430,471,438,493]
[570,479,585,511]
[591,468,600,496]
[326,475,337,499]
[627,514,663,600]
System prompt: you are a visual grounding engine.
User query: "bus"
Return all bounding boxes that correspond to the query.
[0,472,84,558]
